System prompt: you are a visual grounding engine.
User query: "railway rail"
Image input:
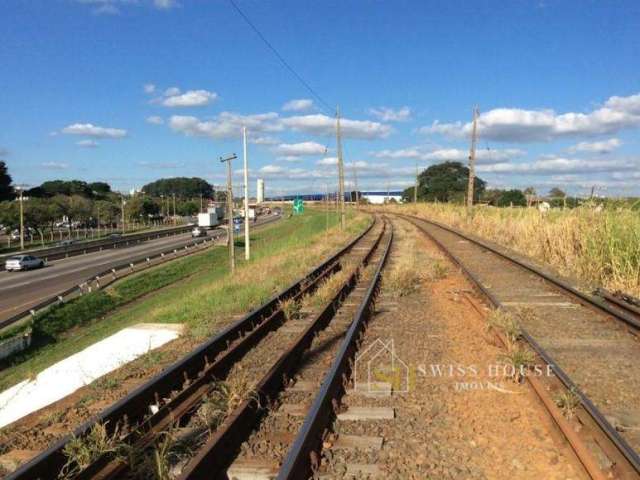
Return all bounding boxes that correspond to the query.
[6,217,386,480]
[398,213,640,480]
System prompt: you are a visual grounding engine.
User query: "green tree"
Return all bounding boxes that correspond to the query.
[0,161,13,201]
[89,182,112,196]
[178,200,199,216]
[401,186,416,203]
[417,161,486,203]
[142,177,214,199]
[481,189,505,206]
[548,187,566,198]
[496,189,527,207]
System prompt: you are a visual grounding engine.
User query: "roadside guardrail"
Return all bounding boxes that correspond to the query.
[0,225,193,271]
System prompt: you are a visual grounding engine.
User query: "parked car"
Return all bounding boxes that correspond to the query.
[57,239,76,247]
[5,255,45,271]
[191,227,207,238]
[109,233,122,239]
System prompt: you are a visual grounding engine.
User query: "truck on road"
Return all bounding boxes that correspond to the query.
[197,212,220,229]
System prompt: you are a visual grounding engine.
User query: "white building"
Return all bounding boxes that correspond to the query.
[361,191,403,204]
[257,179,265,203]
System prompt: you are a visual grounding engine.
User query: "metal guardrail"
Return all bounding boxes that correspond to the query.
[0,225,193,271]
[0,233,220,334]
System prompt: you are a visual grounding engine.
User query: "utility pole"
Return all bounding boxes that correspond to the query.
[414,159,419,203]
[17,188,25,250]
[172,193,176,225]
[336,106,346,230]
[220,153,237,273]
[467,106,479,210]
[121,196,126,233]
[243,126,250,261]
[200,193,203,213]
[353,161,359,209]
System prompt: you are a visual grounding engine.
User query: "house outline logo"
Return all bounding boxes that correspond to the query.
[354,338,410,394]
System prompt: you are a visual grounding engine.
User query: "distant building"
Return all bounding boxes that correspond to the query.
[257,179,265,203]
[361,191,403,204]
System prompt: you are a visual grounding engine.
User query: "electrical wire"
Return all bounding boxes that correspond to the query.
[228,0,334,114]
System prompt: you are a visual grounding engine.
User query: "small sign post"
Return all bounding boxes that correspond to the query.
[293,198,304,215]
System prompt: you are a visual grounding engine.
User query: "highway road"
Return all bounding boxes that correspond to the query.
[0,215,279,323]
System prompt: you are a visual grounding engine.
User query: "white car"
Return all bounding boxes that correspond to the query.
[5,255,45,271]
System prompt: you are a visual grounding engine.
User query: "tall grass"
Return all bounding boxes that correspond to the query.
[391,203,640,296]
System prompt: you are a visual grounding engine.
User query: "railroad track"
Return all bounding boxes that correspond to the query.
[595,288,640,324]
[6,216,394,480]
[397,213,640,480]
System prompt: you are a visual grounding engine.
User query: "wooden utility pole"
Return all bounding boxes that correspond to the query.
[220,154,238,273]
[467,106,479,210]
[353,161,359,209]
[414,159,419,203]
[336,106,346,230]
[243,127,250,261]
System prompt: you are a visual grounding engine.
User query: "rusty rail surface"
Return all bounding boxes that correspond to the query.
[177,220,391,480]
[401,213,640,480]
[6,218,374,480]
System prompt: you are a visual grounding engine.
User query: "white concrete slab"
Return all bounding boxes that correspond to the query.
[0,323,182,429]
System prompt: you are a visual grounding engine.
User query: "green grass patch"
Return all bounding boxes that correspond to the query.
[0,207,369,390]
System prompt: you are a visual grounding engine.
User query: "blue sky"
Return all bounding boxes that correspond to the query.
[1,0,639,197]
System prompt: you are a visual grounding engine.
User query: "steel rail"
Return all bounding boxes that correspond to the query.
[396,214,640,331]
[277,222,393,480]
[176,220,389,480]
[73,222,384,479]
[402,214,640,477]
[6,218,375,480]
[595,288,640,321]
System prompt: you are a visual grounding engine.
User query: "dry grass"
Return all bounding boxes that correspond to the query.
[388,203,640,296]
[279,298,302,322]
[60,423,122,479]
[302,269,352,311]
[486,308,522,343]
[498,345,535,384]
[554,387,581,419]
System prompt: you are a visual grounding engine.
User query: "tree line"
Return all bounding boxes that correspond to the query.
[0,162,216,239]
[401,161,572,207]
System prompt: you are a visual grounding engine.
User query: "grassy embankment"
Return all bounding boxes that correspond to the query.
[0,207,370,390]
[387,203,640,296]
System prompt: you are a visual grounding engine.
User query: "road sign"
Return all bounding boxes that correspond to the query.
[293,198,304,214]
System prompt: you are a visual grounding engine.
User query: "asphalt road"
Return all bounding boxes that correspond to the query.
[0,215,279,322]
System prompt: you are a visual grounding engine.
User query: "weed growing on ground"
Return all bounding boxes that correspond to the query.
[498,345,535,383]
[555,388,581,419]
[486,309,522,343]
[279,298,301,321]
[60,423,121,479]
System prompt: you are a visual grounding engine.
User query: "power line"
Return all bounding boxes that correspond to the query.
[228,0,333,114]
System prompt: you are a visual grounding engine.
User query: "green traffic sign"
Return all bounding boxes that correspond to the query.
[293,198,304,214]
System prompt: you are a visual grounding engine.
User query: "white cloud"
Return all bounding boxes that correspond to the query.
[154,0,178,9]
[372,146,524,164]
[146,116,164,125]
[162,89,217,107]
[76,0,179,14]
[62,123,127,138]
[282,114,392,139]
[274,142,327,158]
[164,86,181,96]
[567,138,621,154]
[169,111,391,141]
[250,135,279,146]
[169,112,282,139]
[76,139,99,148]
[477,156,639,175]
[421,92,640,142]
[260,164,285,175]
[368,106,412,122]
[143,83,156,94]
[282,99,314,112]
[42,162,70,170]
[316,157,338,166]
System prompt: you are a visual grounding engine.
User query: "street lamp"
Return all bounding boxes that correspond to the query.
[15,186,27,250]
[220,153,238,273]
